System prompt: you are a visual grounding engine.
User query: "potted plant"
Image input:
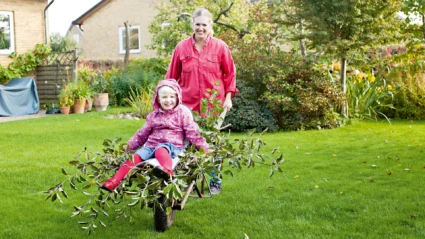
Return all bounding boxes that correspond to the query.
[84,87,94,112]
[58,82,74,115]
[91,72,110,111]
[71,80,89,114]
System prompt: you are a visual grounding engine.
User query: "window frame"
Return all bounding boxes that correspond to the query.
[0,11,15,55]
[118,25,141,54]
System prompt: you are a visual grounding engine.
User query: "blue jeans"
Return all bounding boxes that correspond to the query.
[135,143,185,161]
[210,157,222,186]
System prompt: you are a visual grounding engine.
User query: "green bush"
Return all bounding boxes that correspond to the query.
[0,44,51,84]
[362,42,425,120]
[124,88,154,118]
[224,80,277,132]
[49,33,78,52]
[346,71,394,121]
[263,54,345,130]
[109,58,168,106]
[382,70,425,119]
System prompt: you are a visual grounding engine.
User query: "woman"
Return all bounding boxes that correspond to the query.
[166,8,238,114]
[166,8,238,194]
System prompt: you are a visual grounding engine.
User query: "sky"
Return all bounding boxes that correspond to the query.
[48,0,102,36]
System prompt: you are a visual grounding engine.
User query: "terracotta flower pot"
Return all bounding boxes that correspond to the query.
[60,106,70,115]
[93,93,109,111]
[73,98,86,114]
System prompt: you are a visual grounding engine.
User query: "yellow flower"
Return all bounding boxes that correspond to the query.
[366,73,375,83]
[387,85,393,90]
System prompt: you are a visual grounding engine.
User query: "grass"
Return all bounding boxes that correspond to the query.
[0,108,424,238]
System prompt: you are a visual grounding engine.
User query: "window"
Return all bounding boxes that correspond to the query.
[0,11,15,55]
[119,25,140,54]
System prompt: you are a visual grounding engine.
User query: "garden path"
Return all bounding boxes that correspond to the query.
[0,110,57,123]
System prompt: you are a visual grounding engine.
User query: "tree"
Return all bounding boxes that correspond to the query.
[401,0,425,40]
[49,32,78,52]
[285,0,403,116]
[148,0,252,56]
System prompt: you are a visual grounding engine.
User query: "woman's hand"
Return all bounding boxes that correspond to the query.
[223,93,233,111]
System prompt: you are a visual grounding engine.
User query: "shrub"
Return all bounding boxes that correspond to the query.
[382,70,425,119]
[109,58,168,106]
[224,80,277,132]
[263,54,345,130]
[124,88,154,118]
[49,33,78,52]
[0,44,51,84]
[346,71,394,121]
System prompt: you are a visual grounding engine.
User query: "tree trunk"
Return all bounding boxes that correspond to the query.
[123,21,130,70]
[299,18,307,57]
[422,13,425,40]
[340,58,347,117]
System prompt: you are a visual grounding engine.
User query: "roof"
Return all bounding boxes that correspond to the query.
[71,0,110,25]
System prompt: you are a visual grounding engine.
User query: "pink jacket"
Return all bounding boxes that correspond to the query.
[166,35,238,113]
[127,79,209,152]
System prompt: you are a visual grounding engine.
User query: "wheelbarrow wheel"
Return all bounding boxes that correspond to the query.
[154,195,176,232]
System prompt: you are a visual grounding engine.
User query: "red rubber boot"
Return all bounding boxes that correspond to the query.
[101,154,143,191]
[154,147,174,177]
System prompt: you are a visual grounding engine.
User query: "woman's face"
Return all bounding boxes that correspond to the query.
[192,16,212,40]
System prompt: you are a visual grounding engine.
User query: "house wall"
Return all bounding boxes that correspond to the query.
[77,0,159,61]
[0,0,47,67]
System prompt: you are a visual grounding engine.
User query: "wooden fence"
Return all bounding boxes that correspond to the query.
[36,50,78,105]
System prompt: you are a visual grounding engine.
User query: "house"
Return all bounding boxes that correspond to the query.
[0,0,49,67]
[68,0,161,61]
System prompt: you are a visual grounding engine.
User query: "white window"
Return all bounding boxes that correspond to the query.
[0,11,15,55]
[119,25,140,54]
[161,22,170,49]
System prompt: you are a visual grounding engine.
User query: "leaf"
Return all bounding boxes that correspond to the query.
[74,152,81,159]
[71,211,80,217]
[44,193,53,201]
[59,188,69,199]
[128,200,139,207]
[74,205,83,211]
[275,154,284,164]
[69,181,77,190]
[51,193,57,202]
[91,207,98,214]
[102,210,109,217]
[61,168,68,175]
[269,168,274,178]
[83,184,92,189]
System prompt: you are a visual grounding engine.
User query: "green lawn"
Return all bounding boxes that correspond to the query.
[0,108,424,238]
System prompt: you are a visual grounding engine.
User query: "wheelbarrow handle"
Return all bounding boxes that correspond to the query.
[214,108,228,130]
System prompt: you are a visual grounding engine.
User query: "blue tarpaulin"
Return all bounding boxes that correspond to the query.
[0,77,40,116]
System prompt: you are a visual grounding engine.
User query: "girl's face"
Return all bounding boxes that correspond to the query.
[158,87,177,111]
[192,16,212,40]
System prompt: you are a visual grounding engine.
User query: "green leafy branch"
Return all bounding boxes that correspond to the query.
[0,44,51,84]
[44,90,283,234]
